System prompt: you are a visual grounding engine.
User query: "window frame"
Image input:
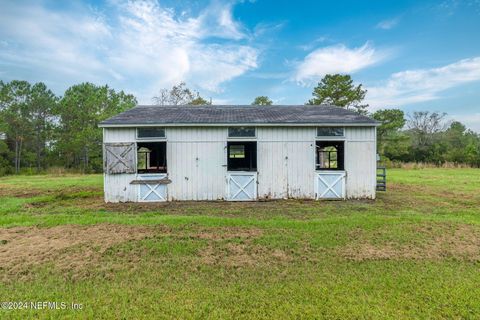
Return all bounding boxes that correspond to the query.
[136,127,167,140]
[316,127,345,139]
[227,141,257,172]
[136,141,168,174]
[227,127,256,139]
[315,140,345,171]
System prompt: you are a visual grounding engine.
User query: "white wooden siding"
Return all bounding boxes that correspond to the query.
[103,128,136,143]
[103,128,137,202]
[167,127,227,200]
[104,173,137,202]
[344,127,376,199]
[257,127,315,199]
[103,126,377,202]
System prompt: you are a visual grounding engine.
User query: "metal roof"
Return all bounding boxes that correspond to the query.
[99,105,379,127]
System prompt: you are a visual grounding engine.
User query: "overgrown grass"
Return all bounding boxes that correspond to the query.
[0,169,479,319]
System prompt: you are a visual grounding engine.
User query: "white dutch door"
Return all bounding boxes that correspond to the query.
[227,172,257,201]
[315,130,346,200]
[226,128,258,201]
[138,174,168,202]
[316,172,345,199]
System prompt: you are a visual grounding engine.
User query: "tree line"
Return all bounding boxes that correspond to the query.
[1,75,479,175]
[0,81,137,174]
[373,110,480,166]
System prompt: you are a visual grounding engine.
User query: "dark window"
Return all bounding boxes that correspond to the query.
[137,127,166,139]
[316,141,344,170]
[317,127,344,137]
[228,127,256,138]
[137,142,167,173]
[227,141,257,171]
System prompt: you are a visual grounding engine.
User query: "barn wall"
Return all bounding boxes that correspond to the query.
[257,127,315,199]
[344,127,377,199]
[104,174,138,202]
[104,128,136,142]
[103,128,137,202]
[102,125,377,202]
[167,127,227,200]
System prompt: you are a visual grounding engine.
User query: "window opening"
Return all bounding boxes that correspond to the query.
[137,142,167,173]
[227,141,257,171]
[316,141,344,170]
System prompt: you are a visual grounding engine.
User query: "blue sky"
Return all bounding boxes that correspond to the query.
[1,0,480,130]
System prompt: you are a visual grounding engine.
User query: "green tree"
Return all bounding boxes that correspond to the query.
[443,122,476,164]
[0,139,11,175]
[251,96,273,106]
[0,80,34,173]
[188,94,211,105]
[464,136,480,167]
[0,99,12,175]
[29,83,58,171]
[372,109,408,159]
[406,111,448,162]
[55,83,136,172]
[307,74,368,114]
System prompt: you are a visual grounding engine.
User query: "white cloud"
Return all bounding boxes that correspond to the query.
[376,17,400,30]
[297,36,329,51]
[366,57,480,108]
[197,1,248,40]
[292,43,388,84]
[0,0,259,103]
[449,113,480,132]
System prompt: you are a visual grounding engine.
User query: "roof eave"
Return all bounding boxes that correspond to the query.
[99,122,380,128]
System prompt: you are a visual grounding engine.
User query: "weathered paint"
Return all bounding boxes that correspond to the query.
[104,143,136,174]
[227,172,257,201]
[104,173,137,202]
[166,127,227,201]
[138,174,168,202]
[344,127,377,199]
[315,171,346,199]
[104,128,136,143]
[103,125,376,202]
[257,127,315,199]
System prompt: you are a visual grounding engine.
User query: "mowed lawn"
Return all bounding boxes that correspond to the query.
[0,169,479,319]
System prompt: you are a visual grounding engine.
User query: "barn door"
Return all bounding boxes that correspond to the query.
[227,172,257,201]
[104,143,136,174]
[138,174,168,202]
[316,172,345,199]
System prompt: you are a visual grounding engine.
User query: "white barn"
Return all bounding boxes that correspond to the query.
[99,105,379,202]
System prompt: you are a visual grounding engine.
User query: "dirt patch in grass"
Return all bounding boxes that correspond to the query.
[194,227,292,268]
[0,224,273,279]
[100,200,328,220]
[191,227,263,240]
[339,223,480,261]
[385,183,480,209]
[199,243,292,268]
[0,224,164,279]
[0,189,45,198]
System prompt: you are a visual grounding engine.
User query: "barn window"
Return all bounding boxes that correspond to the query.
[317,127,344,137]
[227,142,257,171]
[316,141,344,170]
[137,142,167,173]
[228,127,256,138]
[137,127,166,139]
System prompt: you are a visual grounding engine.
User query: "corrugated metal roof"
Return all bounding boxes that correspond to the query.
[99,105,379,127]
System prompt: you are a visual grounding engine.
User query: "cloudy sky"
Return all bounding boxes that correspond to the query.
[1,0,480,130]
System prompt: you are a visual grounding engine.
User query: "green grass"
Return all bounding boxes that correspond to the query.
[0,168,479,319]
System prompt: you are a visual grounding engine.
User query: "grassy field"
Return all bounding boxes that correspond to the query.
[0,169,479,319]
